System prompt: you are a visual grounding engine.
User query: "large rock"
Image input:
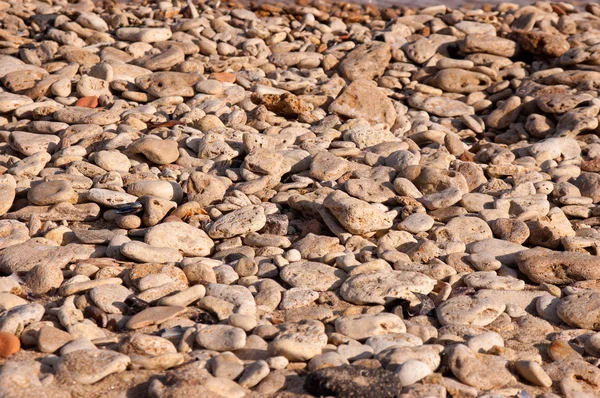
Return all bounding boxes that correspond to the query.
[339,42,391,81]
[516,248,600,284]
[329,79,397,126]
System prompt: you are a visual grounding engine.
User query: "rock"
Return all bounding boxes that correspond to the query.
[119,334,176,356]
[461,34,518,57]
[557,291,600,330]
[135,72,199,97]
[436,292,505,326]
[305,365,402,398]
[0,331,20,358]
[37,326,74,353]
[126,306,186,330]
[121,241,183,263]
[196,325,247,351]
[116,27,172,42]
[324,191,393,235]
[335,313,405,341]
[510,30,570,57]
[127,180,182,202]
[238,360,270,388]
[0,303,44,335]
[9,131,59,156]
[340,271,436,305]
[429,69,491,93]
[0,239,73,274]
[56,349,130,384]
[396,359,432,386]
[447,344,512,390]
[516,248,600,284]
[0,93,33,113]
[25,264,64,295]
[339,42,391,81]
[185,172,227,207]
[280,261,346,292]
[89,284,133,314]
[329,79,397,126]
[515,360,552,387]
[28,180,77,205]
[251,92,312,116]
[127,137,179,165]
[208,205,266,239]
[146,222,214,257]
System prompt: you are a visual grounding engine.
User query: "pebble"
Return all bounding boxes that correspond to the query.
[515,360,552,388]
[56,349,130,384]
[0,0,599,395]
[447,344,512,390]
[126,306,186,330]
[196,325,247,351]
[335,313,406,341]
[0,332,20,358]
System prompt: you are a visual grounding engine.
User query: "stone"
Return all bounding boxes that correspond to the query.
[0,331,20,358]
[339,42,391,81]
[436,292,506,326]
[510,30,570,57]
[335,313,405,341]
[145,222,214,257]
[280,261,347,292]
[238,360,270,388]
[324,191,393,235]
[56,349,130,384]
[516,248,600,284]
[121,241,183,263]
[89,284,133,314]
[0,93,33,113]
[126,306,186,330]
[557,291,600,330]
[329,79,397,126]
[447,344,512,390]
[134,72,199,97]
[127,137,180,165]
[196,325,247,351]
[396,359,432,386]
[0,303,44,335]
[461,34,518,57]
[515,360,552,387]
[37,326,74,353]
[28,180,77,205]
[185,172,227,207]
[25,264,64,295]
[9,131,59,156]
[208,205,266,239]
[305,365,402,398]
[340,271,436,305]
[119,334,176,356]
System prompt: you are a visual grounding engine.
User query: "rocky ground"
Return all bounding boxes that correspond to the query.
[1,0,600,397]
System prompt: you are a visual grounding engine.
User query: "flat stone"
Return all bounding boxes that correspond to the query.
[56,349,130,384]
[329,79,397,126]
[126,306,186,330]
[340,271,436,305]
[280,261,347,292]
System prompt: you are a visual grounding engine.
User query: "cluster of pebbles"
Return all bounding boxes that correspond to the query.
[3,0,600,396]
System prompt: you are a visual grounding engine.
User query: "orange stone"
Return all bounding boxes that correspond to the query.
[210,72,236,83]
[75,96,99,108]
[0,331,20,358]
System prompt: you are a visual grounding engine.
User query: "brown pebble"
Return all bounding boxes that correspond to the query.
[75,96,99,108]
[210,72,236,83]
[0,332,20,358]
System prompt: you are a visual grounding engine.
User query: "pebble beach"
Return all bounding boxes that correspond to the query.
[1,0,600,397]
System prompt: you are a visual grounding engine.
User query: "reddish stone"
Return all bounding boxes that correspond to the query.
[75,96,99,108]
[210,72,236,83]
[0,332,20,358]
